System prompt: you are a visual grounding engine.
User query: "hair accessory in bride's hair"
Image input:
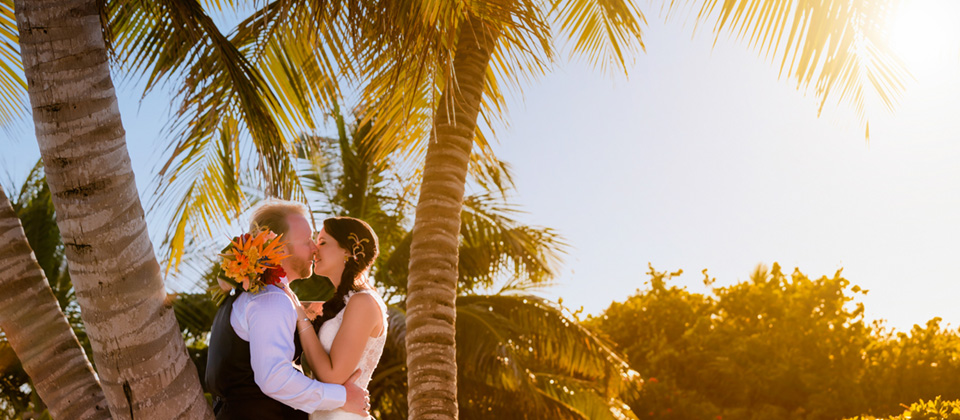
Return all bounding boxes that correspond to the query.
[348,232,369,262]
[213,226,289,304]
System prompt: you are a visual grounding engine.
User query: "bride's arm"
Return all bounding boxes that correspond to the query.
[294,293,382,385]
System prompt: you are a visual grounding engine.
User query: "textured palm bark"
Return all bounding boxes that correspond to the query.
[13,0,213,418]
[405,14,500,419]
[0,185,110,419]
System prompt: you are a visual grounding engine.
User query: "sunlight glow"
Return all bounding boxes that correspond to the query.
[888,0,960,80]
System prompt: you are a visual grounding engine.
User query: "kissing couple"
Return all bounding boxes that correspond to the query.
[205,199,388,420]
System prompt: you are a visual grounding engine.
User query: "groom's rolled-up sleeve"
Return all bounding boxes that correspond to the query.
[246,291,347,412]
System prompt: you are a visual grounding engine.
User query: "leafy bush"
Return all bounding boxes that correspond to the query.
[588,264,960,420]
[844,397,960,420]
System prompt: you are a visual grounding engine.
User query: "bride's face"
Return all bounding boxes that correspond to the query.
[313,228,349,280]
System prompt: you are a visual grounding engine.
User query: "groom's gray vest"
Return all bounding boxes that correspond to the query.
[205,290,308,420]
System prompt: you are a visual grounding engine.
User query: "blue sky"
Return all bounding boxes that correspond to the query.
[3,2,960,332]
[493,7,960,331]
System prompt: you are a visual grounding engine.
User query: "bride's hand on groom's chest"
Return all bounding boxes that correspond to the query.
[300,301,325,320]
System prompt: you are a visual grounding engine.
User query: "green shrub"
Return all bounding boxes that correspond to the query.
[844,397,960,420]
[589,264,960,420]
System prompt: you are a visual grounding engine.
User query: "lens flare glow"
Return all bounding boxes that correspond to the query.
[888,0,960,80]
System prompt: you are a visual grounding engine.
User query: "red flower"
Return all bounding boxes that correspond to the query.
[261,266,287,287]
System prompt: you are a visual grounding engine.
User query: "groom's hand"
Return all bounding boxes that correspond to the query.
[341,369,370,416]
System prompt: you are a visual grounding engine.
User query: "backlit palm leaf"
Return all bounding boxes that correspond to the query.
[0,0,24,127]
[108,0,346,270]
[151,116,249,270]
[379,193,567,296]
[551,0,647,73]
[458,194,567,291]
[686,0,906,128]
[370,295,640,419]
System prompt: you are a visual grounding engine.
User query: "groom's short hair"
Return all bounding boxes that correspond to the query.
[249,199,311,236]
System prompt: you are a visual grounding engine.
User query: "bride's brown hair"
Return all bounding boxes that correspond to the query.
[312,217,379,331]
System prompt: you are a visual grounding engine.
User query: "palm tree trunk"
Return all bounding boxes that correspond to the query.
[405,13,499,419]
[0,184,110,419]
[13,0,213,418]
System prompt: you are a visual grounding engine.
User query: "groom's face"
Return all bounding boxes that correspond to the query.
[282,213,318,280]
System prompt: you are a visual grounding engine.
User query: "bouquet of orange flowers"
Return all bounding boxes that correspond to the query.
[216,227,289,297]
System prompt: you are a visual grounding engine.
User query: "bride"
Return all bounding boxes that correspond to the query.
[286,217,387,420]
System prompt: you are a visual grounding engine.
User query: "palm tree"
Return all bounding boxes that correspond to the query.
[295,106,560,298]
[13,0,212,417]
[344,0,907,415]
[307,114,638,418]
[0,165,109,419]
[19,0,901,417]
[161,110,638,418]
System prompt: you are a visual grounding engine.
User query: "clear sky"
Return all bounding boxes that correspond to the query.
[2,1,958,332]
[496,2,960,332]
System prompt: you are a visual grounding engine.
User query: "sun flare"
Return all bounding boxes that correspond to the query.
[887,0,960,79]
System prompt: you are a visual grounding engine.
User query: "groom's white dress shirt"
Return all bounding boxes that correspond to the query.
[229,280,346,412]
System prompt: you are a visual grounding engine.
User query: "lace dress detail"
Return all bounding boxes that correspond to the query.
[310,289,388,420]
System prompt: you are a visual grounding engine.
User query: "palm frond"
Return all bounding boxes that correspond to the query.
[465,0,555,164]
[152,116,249,272]
[370,295,639,419]
[353,22,444,167]
[468,152,516,202]
[110,0,353,270]
[551,0,648,74]
[230,0,352,133]
[686,0,907,124]
[458,194,568,293]
[297,106,416,265]
[298,134,341,213]
[378,192,567,296]
[0,0,26,127]
[171,291,218,344]
[354,0,553,194]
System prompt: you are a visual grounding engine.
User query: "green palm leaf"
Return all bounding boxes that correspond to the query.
[107,0,344,270]
[380,193,567,295]
[370,295,640,419]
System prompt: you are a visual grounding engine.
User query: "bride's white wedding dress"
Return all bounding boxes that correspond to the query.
[310,289,388,420]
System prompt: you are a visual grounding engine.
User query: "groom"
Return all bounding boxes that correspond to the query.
[206,199,369,419]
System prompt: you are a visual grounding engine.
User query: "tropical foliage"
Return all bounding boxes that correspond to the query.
[844,397,960,420]
[587,264,960,420]
[0,0,917,417]
[154,110,639,419]
[103,3,909,412]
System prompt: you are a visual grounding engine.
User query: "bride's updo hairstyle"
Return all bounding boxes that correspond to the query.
[313,217,379,330]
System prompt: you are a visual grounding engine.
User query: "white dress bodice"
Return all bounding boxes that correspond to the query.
[310,289,387,420]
